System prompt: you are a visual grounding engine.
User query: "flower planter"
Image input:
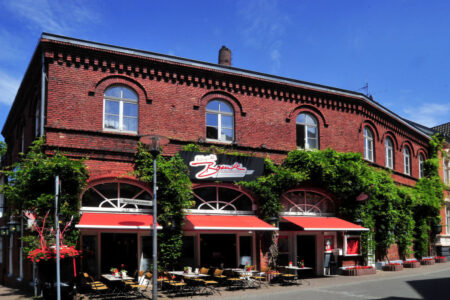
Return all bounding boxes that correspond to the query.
[343,267,376,276]
[420,259,435,265]
[435,257,447,263]
[382,264,403,271]
[403,261,420,268]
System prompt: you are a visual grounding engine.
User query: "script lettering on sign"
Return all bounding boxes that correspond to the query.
[189,154,255,179]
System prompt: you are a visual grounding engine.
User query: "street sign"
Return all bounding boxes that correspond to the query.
[120,199,153,206]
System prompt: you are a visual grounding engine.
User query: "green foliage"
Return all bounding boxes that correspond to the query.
[0,141,6,157]
[134,143,194,269]
[0,138,88,254]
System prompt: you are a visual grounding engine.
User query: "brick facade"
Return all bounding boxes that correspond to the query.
[0,34,444,282]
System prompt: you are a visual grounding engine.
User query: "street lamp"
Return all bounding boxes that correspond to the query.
[0,225,9,237]
[143,135,160,300]
[7,220,20,234]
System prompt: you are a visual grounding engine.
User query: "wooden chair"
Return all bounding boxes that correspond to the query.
[213,268,226,283]
[82,273,110,297]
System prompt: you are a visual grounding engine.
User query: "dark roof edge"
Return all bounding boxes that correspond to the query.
[31,33,426,140]
[1,35,43,138]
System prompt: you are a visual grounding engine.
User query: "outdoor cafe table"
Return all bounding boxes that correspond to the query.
[282,266,312,285]
[101,273,136,296]
[229,269,260,288]
[167,271,209,278]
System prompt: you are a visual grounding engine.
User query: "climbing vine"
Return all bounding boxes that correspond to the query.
[0,138,88,255]
[134,143,194,269]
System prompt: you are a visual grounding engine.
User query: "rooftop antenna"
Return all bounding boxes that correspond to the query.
[358,82,369,96]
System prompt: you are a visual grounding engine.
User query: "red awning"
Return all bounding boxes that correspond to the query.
[184,215,278,231]
[282,216,368,231]
[76,213,161,230]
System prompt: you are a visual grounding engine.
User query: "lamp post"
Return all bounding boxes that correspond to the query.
[145,136,160,300]
[7,218,19,277]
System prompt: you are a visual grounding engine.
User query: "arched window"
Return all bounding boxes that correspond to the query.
[191,185,254,213]
[281,189,335,216]
[385,137,394,169]
[206,100,234,142]
[81,182,152,212]
[403,147,411,175]
[419,154,425,178]
[103,85,138,132]
[296,113,318,149]
[363,127,374,162]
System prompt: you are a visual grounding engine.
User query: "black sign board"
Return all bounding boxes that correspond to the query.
[180,151,264,182]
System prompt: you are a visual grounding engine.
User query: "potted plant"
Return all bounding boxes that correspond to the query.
[120,264,128,278]
[403,259,420,268]
[420,257,435,265]
[435,256,447,263]
[382,262,403,271]
[343,265,376,276]
[110,267,119,276]
[298,259,305,268]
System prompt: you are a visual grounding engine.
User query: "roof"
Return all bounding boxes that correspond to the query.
[432,122,450,142]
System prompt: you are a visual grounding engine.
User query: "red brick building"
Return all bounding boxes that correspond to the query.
[0,33,444,283]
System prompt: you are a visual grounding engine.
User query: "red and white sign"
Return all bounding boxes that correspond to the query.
[189,154,255,179]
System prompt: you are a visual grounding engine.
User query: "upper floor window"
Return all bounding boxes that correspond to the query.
[419,154,425,178]
[385,137,394,169]
[296,113,318,149]
[103,85,138,133]
[206,100,234,142]
[403,147,411,175]
[363,127,374,162]
[444,159,449,185]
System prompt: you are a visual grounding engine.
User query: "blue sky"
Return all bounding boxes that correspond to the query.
[1,0,450,142]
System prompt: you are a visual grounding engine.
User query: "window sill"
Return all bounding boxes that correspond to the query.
[205,139,233,145]
[103,129,138,136]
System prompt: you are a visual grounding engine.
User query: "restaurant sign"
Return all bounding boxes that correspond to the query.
[180,151,264,182]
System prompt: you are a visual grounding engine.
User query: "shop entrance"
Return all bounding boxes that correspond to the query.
[200,234,236,268]
[101,233,137,274]
[297,235,316,270]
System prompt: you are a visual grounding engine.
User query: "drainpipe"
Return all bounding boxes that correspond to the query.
[40,52,46,137]
[18,213,23,281]
[8,216,13,277]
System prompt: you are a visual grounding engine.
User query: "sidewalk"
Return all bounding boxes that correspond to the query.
[2,262,450,299]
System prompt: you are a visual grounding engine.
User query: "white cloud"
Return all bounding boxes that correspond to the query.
[237,0,290,73]
[0,70,20,106]
[403,103,450,127]
[2,0,100,35]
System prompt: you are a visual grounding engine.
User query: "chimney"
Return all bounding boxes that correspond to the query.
[218,46,231,66]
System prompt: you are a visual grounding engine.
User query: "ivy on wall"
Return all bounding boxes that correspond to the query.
[134,143,194,269]
[0,138,88,255]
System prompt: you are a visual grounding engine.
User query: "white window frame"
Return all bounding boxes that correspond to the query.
[419,154,425,179]
[403,147,411,175]
[385,137,394,169]
[35,101,40,137]
[296,113,318,150]
[103,86,138,134]
[446,203,450,235]
[363,127,374,162]
[444,158,449,186]
[206,100,234,143]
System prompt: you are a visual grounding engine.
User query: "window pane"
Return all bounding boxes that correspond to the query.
[206,113,218,127]
[104,86,122,98]
[206,126,218,139]
[123,103,138,117]
[307,127,316,138]
[305,114,316,125]
[296,114,306,124]
[308,138,317,149]
[105,100,119,114]
[206,100,220,111]
[122,87,138,100]
[104,115,119,129]
[123,117,137,132]
[221,128,233,141]
[221,115,233,128]
[296,124,305,148]
[95,183,118,199]
[219,101,233,113]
